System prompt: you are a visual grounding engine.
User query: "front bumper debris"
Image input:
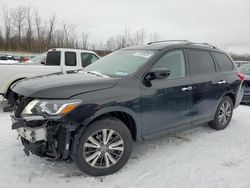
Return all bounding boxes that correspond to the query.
[21,138,46,157]
[11,115,45,130]
[17,126,47,143]
[11,114,78,160]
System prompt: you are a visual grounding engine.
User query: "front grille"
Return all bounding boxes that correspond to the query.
[13,95,33,117]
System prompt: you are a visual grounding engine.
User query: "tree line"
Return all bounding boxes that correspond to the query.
[0,5,160,55]
[230,54,250,61]
[0,5,249,60]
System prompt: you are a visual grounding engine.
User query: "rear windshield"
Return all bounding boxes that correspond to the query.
[46,51,61,66]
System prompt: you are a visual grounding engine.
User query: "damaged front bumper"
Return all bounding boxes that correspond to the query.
[11,115,78,159]
[17,126,47,143]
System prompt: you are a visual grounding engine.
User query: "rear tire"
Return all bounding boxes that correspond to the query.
[209,96,233,130]
[75,117,132,176]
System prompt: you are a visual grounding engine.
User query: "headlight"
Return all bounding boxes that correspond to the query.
[22,99,82,117]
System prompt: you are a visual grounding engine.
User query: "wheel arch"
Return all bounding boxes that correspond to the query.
[82,107,140,141]
[213,92,236,118]
[224,93,236,106]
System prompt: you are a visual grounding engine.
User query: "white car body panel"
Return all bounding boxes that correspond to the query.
[0,48,99,96]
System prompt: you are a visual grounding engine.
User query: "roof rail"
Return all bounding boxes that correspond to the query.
[147,40,190,45]
[186,42,217,49]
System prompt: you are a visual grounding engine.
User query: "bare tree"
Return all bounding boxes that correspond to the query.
[2,5,12,50]
[34,9,46,51]
[0,28,3,49]
[25,7,33,51]
[34,9,41,39]
[149,32,160,42]
[104,28,147,51]
[0,5,167,54]
[82,32,89,49]
[129,28,146,46]
[62,21,75,47]
[11,6,27,50]
[46,14,56,48]
[97,41,104,50]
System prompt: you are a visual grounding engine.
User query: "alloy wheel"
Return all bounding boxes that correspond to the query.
[218,101,232,125]
[83,129,124,169]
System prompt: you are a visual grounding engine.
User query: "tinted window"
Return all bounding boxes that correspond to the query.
[81,53,99,67]
[152,50,186,79]
[188,50,215,76]
[46,51,60,66]
[65,52,76,66]
[213,52,234,72]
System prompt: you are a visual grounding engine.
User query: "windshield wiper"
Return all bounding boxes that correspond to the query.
[86,71,110,78]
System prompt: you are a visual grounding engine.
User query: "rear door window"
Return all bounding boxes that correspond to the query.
[212,52,234,72]
[188,49,216,76]
[65,52,77,66]
[46,51,61,66]
[81,53,99,67]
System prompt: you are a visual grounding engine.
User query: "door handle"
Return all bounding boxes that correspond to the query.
[218,80,226,85]
[182,86,192,91]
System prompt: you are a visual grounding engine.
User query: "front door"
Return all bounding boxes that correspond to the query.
[141,50,193,137]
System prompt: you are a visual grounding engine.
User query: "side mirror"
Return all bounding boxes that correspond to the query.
[145,68,170,81]
[41,60,46,65]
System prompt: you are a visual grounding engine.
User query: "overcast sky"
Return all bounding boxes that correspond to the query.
[1,0,250,54]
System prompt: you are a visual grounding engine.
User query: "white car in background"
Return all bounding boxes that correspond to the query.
[0,48,99,108]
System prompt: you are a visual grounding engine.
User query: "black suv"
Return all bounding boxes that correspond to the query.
[11,40,244,176]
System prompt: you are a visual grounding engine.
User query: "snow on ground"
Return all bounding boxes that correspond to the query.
[0,96,250,188]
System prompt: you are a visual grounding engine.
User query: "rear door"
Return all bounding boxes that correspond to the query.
[63,51,82,72]
[187,49,227,124]
[212,52,242,104]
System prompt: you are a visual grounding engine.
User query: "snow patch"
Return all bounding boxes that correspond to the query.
[0,101,250,188]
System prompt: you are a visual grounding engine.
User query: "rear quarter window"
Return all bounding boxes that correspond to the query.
[212,52,234,72]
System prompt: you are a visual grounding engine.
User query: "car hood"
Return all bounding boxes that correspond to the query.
[11,72,119,99]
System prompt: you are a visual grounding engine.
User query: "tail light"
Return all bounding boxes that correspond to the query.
[237,72,245,81]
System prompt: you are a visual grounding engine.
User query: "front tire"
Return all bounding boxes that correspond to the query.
[75,117,132,176]
[209,96,233,130]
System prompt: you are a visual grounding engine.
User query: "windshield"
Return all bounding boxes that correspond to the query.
[29,52,47,64]
[84,50,156,77]
[239,65,250,75]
